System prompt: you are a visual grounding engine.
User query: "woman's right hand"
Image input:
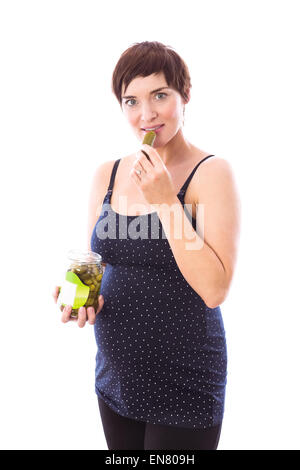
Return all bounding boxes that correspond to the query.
[52,286,104,328]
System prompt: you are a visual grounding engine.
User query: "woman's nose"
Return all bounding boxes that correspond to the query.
[140,103,158,122]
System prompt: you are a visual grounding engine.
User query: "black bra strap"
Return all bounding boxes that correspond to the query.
[107,159,121,193]
[178,155,215,196]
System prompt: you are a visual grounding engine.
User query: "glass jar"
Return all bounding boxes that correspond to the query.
[57,249,103,318]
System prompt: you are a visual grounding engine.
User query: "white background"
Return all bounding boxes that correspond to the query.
[1,0,299,450]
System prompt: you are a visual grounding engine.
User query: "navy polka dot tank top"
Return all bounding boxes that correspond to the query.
[91,155,227,429]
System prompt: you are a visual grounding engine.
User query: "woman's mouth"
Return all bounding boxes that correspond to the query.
[141,124,164,133]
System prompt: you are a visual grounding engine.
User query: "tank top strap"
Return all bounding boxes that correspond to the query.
[106,159,121,201]
[177,155,215,199]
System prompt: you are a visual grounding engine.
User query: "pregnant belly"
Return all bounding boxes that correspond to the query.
[94,264,209,367]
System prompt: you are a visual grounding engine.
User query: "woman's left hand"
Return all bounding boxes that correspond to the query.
[130,144,177,207]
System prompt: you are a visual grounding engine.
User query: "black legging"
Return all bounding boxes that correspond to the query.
[97,396,222,450]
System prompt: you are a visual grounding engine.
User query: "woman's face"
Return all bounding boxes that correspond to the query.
[121,72,187,145]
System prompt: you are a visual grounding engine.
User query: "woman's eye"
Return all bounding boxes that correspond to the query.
[125,93,167,107]
[125,99,136,106]
[156,92,167,100]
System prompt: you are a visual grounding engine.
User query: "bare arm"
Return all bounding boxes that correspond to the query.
[157,157,241,308]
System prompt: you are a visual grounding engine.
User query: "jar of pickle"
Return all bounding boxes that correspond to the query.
[57,249,103,318]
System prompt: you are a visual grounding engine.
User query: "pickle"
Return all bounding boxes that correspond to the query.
[142,130,156,146]
[62,260,102,318]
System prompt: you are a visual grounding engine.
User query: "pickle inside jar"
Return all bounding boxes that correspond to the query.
[69,263,103,317]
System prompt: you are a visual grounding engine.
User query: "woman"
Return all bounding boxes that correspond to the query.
[54,41,240,450]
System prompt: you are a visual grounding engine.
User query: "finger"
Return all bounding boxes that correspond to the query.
[133,158,146,175]
[137,152,154,172]
[141,144,163,168]
[130,167,141,183]
[87,306,96,325]
[96,295,104,315]
[77,307,87,328]
[53,286,61,303]
[61,305,72,323]
[141,149,151,162]
[133,166,146,183]
[138,150,154,171]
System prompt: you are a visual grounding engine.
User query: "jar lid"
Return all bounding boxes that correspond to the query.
[67,249,102,264]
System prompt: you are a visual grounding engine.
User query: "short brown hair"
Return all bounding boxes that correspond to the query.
[112,41,192,107]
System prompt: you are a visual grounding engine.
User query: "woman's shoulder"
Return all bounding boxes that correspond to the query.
[190,150,239,202]
[200,155,236,182]
[91,154,133,186]
[93,154,128,176]
[191,147,235,180]
[193,153,240,212]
